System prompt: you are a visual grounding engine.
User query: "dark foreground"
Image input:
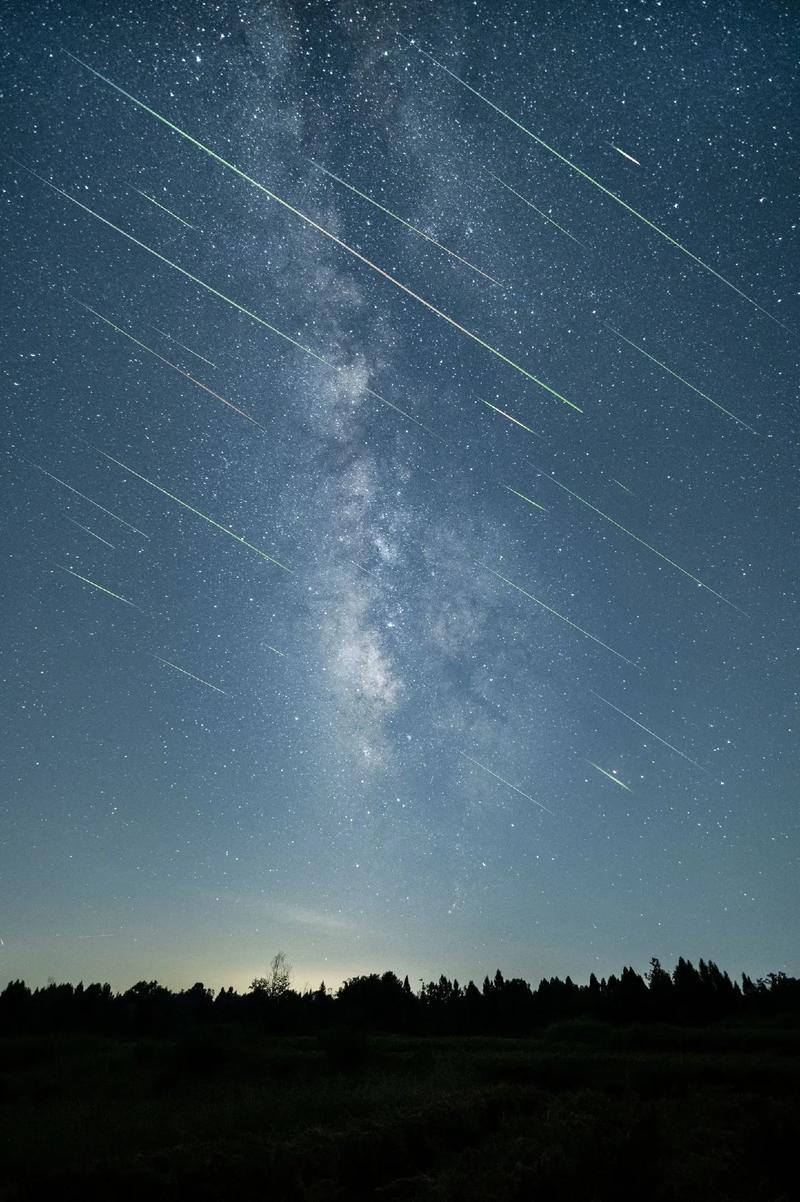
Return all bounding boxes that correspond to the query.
[1,1022,798,1201]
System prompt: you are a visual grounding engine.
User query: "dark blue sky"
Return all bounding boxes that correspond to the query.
[2,0,797,992]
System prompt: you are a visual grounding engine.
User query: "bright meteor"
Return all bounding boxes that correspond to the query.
[90,446,292,572]
[75,300,263,428]
[586,760,632,791]
[477,561,643,670]
[64,53,581,412]
[58,564,136,607]
[402,35,784,327]
[505,485,547,512]
[481,398,542,436]
[310,160,503,285]
[604,323,758,434]
[154,656,227,695]
[458,751,554,814]
[611,145,640,166]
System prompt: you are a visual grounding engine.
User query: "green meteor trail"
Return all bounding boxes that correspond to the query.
[22,457,149,538]
[458,751,554,814]
[477,561,643,670]
[402,35,784,327]
[310,160,503,285]
[64,53,581,412]
[586,760,632,791]
[505,485,547,511]
[91,446,292,572]
[130,186,194,228]
[154,656,227,695]
[265,644,286,658]
[488,172,585,246]
[24,166,437,440]
[533,467,746,613]
[589,689,706,771]
[66,516,116,549]
[58,564,136,607]
[76,300,263,428]
[481,399,542,436]
[604,323,758,434]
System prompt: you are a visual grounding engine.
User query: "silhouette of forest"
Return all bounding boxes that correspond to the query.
[2,955,798,1200]
[3,955,799,1035]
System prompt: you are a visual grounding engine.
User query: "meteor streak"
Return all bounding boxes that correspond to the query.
[481,398,542,436]
[505,485,547,511]
[488,172,585,246]
[58,564,136,607]
[589,689,706,771]
[66,516,116,549]
[154,655,227,694]
[586,759,632,791]
[310,160,502,285]
[402,36,784,326]
[458,751,553,814]
[91,446,292,572]
[150,326,217,368]
[604,323,758,433]
[477,561,643,670]
[611,145,640,166]
[130,185,194,228]
[265,644,286,658]
[533,466,746,612]
[22,458,149,538]
[76,300,263,428]
[24,166,437,439]
[64,54,581,412]
[611,478,634,495]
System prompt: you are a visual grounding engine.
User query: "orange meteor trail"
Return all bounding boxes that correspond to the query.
[23,165,437,440]
[58,564,136,607]
[604,323,758,434]
[91,446,292,572]
[477,561,643,671]
[310,160,503,285]
[458,751,554,814]
[402,35,784,327]
[64,53,580,412]
[22,457,149,538]
[75,301,263,428]
[533,467,746,613]
[586,760,632,791]
[154,656,227,695]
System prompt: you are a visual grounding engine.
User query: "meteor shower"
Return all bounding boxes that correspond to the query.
[2,2,798,1197]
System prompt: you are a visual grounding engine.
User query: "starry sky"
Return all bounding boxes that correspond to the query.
[2,0,797,993]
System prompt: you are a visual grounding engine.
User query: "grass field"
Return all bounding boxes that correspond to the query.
[1,1021,798,1200]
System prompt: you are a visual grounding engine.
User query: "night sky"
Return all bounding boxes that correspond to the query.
[2,0,797,994]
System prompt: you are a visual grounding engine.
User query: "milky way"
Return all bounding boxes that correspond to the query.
[1,0,797,991]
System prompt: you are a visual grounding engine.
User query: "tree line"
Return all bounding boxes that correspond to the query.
[2,956,798,1037]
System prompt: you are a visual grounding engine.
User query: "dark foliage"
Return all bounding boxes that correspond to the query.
[2,956,798,1038]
